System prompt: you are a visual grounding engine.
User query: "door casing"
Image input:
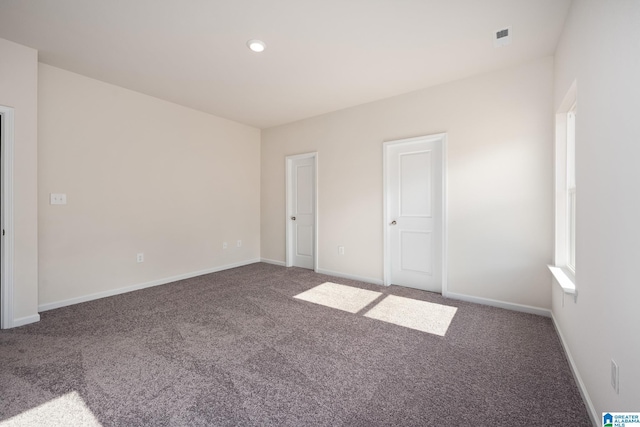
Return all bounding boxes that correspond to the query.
[285,152,318,270]
[383,133,448,295]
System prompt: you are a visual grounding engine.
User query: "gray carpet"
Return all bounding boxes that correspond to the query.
[0,263,591,426]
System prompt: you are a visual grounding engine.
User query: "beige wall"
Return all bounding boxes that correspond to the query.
[552,0,640,419]
[0,38,39,325]
[38,64,260,307]
[262,56,554,310]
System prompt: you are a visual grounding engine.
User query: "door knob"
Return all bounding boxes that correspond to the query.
[390,220,397,225]
[291,216,296,220]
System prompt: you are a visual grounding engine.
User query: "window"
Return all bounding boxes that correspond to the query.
[551,82,577,293]
[566,104,576,273]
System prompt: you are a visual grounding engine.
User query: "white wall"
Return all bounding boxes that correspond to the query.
[38,64,260,308]
[262,56,554,310]
[553,0,640,420]
[0,38,39,326]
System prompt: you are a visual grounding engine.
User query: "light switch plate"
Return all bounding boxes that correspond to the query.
[50,193,67,205]
[611,359,619,394]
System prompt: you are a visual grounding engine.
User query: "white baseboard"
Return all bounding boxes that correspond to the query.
[551,314,598,427]
[12,314,41,328]
[315,268,384,286]
[38,258,261,312]
[260,258,286,266]
[444,291,551,318]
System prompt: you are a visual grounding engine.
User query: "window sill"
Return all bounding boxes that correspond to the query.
[548,266,576,295]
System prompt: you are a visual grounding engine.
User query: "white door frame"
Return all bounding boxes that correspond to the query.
[1,106,15,329]
[285,152,318,271]
[383,133,448,295]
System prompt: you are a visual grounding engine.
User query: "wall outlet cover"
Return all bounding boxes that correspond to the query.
[50,193,67,205]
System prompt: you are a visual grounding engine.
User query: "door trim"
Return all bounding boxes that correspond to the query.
[383,133,447,295]
[0,106,15,329]
[285,152,318,271]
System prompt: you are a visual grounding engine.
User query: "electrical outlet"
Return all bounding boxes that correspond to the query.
[223,242,228,249]
[137,253,144,263]
[237,240,242,247]
[50,193,67,205]
[338,246,345,255]
[611,359,619,394]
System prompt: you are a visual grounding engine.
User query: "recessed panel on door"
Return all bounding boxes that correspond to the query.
[296,224,313,257]
[400,151,432,218]
[296,165,313,215]
[400,230,432,274]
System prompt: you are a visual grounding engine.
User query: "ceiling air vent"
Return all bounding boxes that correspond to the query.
[494,26,512,47]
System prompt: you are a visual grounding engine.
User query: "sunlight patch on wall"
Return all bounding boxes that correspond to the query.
[1,391,102,427]
[294,282,382,313]
[294,282,457,336]
[363,294,457,336]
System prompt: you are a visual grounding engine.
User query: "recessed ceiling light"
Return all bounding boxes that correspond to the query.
[247,39,266,53]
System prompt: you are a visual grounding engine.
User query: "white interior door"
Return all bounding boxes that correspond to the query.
[287,155,315,269]
[0,106,15,329]
[385,135,444,292]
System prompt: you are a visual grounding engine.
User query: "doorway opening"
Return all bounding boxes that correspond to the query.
[383,133,447,294]
[285,152,318,270]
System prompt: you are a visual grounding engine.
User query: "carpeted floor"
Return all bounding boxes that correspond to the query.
[0,263,591,426]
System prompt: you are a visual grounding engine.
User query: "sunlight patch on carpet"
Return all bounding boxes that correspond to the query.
[294,282,457,336]
[1,391,102,427]
[294,282,382,313]
[363,294,457,336]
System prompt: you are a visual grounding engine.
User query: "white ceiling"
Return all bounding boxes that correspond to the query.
[0,0,571,129]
